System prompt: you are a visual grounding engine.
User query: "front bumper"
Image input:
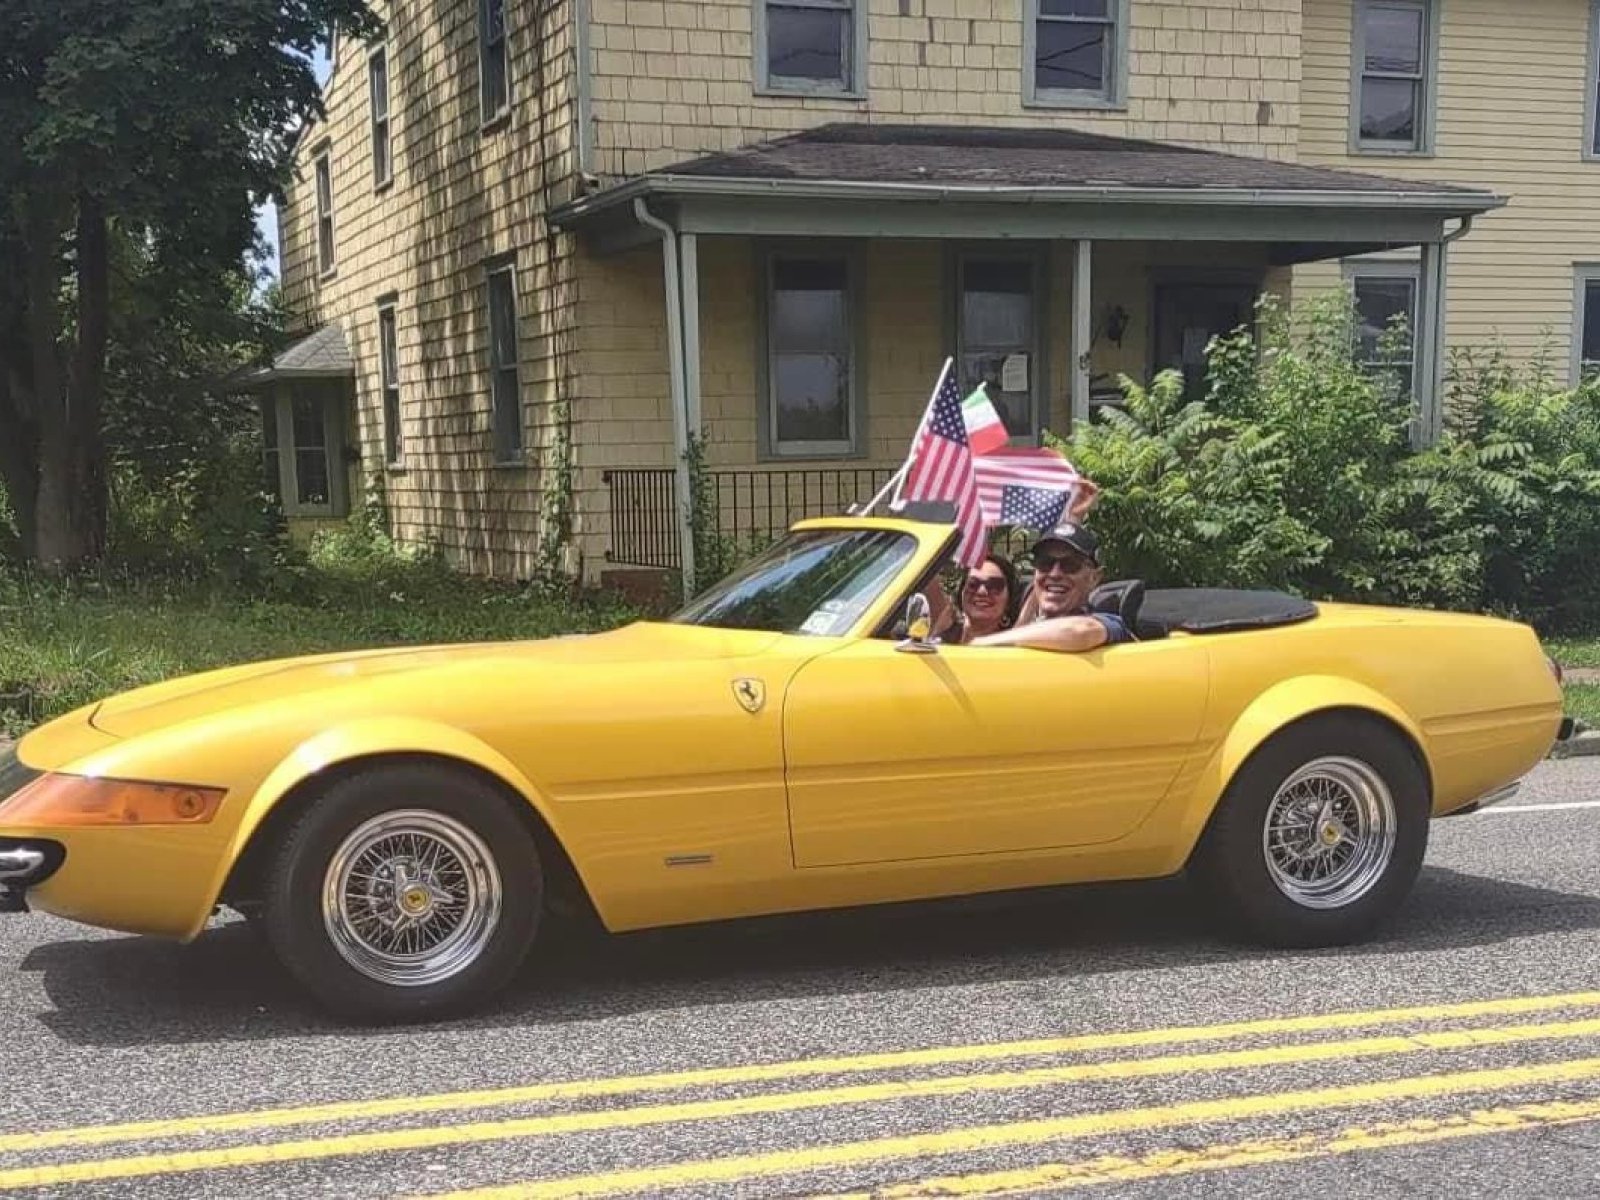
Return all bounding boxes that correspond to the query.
[0,839,65,912]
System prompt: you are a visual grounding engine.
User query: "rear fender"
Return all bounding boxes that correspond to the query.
[1162,675,1429,870]
[192,718,572,940]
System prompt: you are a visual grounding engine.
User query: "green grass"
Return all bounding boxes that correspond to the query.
[1563,683,1600,729]
[1545,636,1600,669]
[0,563,644,738]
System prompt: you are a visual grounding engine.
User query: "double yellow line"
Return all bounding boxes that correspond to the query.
[4,990,1600,1194]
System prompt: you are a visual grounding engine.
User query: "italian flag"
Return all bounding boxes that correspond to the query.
[962,384,1009,455]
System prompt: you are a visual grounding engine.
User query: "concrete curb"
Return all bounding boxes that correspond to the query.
[1550,731,1600,759]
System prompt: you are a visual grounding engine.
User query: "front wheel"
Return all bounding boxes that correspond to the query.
[1189,714,1429,947]
[260,762,543,1021]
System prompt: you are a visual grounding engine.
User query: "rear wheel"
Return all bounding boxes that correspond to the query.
[1190,714,1429,947]
[260,762,543,1021]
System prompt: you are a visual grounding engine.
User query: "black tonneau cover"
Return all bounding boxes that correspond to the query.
[1139,588,1318,637]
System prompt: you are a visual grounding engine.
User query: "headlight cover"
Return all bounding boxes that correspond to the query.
[0,773,224,827]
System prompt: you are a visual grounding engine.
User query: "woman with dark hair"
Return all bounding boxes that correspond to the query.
[948,552,1020,644]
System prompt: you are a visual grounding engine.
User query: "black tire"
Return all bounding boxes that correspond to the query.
[260,761,543,1022]
[1189,713,1429,948]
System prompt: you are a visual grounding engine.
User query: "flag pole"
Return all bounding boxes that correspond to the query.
[885,356,953,511]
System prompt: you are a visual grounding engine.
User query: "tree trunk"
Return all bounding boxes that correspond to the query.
[23,192,108,570]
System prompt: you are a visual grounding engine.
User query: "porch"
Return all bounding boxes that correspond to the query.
[554,125,1503,588]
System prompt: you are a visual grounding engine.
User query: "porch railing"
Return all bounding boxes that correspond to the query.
[603,467,890,570]
[603,466,1037,572]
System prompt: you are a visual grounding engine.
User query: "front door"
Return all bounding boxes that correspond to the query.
[1153,283,1257,402]
[781,638,1210,867]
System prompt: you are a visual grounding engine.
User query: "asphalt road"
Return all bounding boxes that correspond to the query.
[5,761,1600,1198]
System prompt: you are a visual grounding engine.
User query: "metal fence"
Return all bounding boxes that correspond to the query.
[603,466,1047,573]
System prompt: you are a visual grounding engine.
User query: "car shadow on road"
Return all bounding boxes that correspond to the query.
[18,863,1600,1048]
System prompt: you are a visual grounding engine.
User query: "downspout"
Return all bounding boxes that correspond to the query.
[573,0,593,181]
[633,197,697,596]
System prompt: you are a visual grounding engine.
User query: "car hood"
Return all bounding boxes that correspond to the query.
[87,621,783,739]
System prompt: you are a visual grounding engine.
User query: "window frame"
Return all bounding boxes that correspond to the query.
[261,387,350,519]
[1022,0,1131,112]
[478,0,512,129]
[753,0,868,99]
[368,45,392,190]
[756,244,866,461]
[377,298,403,467]
[313,143,335,278]
[1575,264,1600,385]
[948,246,1050,445]
[485,257,524,465]
[1344,259,1422,395]
[1349,0,1440,156]
[1586,0,1600,161]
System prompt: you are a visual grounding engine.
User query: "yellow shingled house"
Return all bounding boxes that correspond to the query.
[258,0,1600,592]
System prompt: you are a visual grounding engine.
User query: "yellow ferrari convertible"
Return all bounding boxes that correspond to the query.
[0,512,1570,1020]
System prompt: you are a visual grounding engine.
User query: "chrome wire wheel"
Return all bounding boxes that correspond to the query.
[1262,756,1397,911]
[321,809,503,987]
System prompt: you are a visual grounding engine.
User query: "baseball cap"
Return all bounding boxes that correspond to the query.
[1030,521,1100,565]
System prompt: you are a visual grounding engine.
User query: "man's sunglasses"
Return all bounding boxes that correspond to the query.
[963,576,1008,595]
[1032,551,1091,575]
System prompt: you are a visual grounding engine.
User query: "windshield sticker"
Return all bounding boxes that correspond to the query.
[799,611,841,636]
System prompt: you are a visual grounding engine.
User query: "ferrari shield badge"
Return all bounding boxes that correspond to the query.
[732,677,766,714]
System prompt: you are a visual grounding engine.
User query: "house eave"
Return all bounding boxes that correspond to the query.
[550,173,1507,230]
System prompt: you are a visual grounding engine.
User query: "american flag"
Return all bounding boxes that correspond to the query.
[974,447,1083,528]
[998,483,1071,531]
[901,368,987,566]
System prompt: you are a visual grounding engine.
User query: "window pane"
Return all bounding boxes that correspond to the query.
[493,370,522,457]
[1364,5,1423,74]
[1583,281,1600,367]
[962,262,1033,348]
[292,396,327,449]
[1360,77,1417,142]
[771,259,849,445]
[1040,0,1109,16]
[1353,276,1416,362]
[370,52,388,119]
[488,271,517,368]
[295,450,330,506]
[1035,20,1106,93]
[767,5,848,83]
[315,158,331,209]
[484,0,505,42]
[379,310,398,385]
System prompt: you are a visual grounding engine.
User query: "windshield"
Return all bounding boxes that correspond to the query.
[670,528,919,635]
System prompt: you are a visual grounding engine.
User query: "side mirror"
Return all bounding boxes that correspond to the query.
[895,592,939,654]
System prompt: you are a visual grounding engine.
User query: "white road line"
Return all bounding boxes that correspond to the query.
[1480,801,1600,814]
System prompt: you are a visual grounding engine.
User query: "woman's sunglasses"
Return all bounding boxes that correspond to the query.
[963,576,1008,595]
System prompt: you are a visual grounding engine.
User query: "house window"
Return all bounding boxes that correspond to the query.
[763,255,859,457]
[1588,0,1600,158]
[1024,0,1129,108]
[479,0,510,123]
[378,302,402,465]
[1347,263,1420,394]
[756,0,863,95]
[1577,268,1600,384]
[487,262,522,462]
[1353,0,1436,152]
[369,48,391,188]
[260,390,349,518]
[313,148,335,275]
[957,255,1041,439]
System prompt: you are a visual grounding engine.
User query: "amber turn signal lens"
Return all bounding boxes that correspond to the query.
[0,774,225,827]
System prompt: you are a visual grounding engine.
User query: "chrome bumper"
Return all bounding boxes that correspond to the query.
[0,847,46,881]
[0,841,63,912]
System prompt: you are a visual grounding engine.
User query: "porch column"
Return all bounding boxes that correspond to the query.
[679,233,703,436]
[1070,240,1093,429]
[1416,238,1448,446]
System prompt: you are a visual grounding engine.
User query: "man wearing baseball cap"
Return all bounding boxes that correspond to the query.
[968,521,1131,652]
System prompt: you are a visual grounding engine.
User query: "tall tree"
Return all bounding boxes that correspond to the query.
[0,0,379,567]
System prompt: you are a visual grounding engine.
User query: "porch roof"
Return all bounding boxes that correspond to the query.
[229,323,354,391]
[552,124,1504,258]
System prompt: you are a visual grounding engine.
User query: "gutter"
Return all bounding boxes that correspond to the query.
[632,197,697,596]
[552,174,1509,227]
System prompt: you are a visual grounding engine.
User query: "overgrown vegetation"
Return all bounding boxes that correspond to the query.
[0,483,641,737]
[1054,293,1600,632]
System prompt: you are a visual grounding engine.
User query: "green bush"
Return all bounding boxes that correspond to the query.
[1052,291,1600,633]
